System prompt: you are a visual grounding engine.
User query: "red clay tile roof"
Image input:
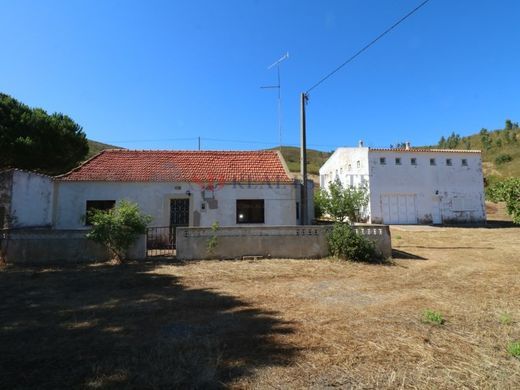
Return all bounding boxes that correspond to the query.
[57,150,293,183]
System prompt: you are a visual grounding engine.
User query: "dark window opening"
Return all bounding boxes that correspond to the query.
[379,157,386,165]
[236,199,264,224]
[461,159,468,166]
[446,158,452,166]
[430,158,436,166]
[86,200,116,225]
[395,157,401,165]
[411,158,417,165]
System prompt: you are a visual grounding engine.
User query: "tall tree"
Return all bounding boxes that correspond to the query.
[0,93,88,174]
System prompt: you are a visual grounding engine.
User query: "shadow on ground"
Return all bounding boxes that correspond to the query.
[0,262,297,389]
[441,220,518,229]
[391,249,427,260]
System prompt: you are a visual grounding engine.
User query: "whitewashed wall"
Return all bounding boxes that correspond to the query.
[9,170,54,227]
[368,151,485,224]
[319,147,486,224]
[54,181,301,229]
[319,147,370,189]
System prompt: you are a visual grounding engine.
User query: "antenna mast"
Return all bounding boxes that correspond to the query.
[261,52,289,151]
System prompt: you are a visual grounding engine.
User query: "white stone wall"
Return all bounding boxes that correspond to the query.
[319,147,370,189]
[10,170,54,228]
[54,181,300,229]
[319,147,486,224]
[368,151,485,224]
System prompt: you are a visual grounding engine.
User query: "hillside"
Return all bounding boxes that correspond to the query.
[86,139,121,159]
[274,146,332,176]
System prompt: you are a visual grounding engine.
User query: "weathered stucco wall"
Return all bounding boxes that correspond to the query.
[176,224,391,260]
[319,147,486,224]
[9,170,54,228]
[54,181,303,229]
[1,229,145,264]
[368,151,485,224]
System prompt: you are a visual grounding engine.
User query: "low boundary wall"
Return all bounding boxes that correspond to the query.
[0,229,146,265]
[176,225,391,260]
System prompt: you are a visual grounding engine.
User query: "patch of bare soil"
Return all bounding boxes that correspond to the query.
[1,225,519,388]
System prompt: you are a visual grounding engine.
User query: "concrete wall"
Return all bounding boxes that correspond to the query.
[319,147,485,224]
[0,229,146,265]
[54,181,302,229]
[319,147,370,189]
[11,170,54,227]
[368,151,485,224]
[176,224,391,260]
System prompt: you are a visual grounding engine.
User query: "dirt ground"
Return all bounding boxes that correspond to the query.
[1,211,519,388]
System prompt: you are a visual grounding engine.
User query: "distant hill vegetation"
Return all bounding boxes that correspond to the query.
[273,146,332,176]
[86,139,120,159]
[431,119,520,181]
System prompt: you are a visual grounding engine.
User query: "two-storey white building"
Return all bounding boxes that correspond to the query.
[319,143,486,224]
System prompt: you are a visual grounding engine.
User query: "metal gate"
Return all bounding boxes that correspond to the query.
[146,198,190,257]
[146,226,175,257]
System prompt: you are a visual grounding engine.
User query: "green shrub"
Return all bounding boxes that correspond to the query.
[327,223,381,262]
[507,341,520,359]
[86,200,152,262]
[495,154,513,165]
[318,179,369,222]
[486,178,520,224]
[422,309,444,325]
[206,221,219,254]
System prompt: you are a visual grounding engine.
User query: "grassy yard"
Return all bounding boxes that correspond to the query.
[1,223,519,388]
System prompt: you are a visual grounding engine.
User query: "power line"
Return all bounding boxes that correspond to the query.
[306,0,432,94]
[101,135,340,150]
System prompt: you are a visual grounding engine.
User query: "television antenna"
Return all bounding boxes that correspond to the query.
[261,52,289,151]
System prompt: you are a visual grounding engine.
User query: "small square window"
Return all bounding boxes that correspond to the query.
[86,200,116,225]
[446,158,452,166]
[356,161,361,168]
[461,159,468,166]
[379,157,386,165]
[395,158,401,165]
[430,158,436,166]
[411,158,417,166]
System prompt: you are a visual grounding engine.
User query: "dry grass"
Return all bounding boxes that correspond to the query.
[1,220,520,388]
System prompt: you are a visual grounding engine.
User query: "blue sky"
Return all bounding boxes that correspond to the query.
[1,0,519,151]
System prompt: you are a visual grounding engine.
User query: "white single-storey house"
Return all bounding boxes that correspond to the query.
[1,150,313,230]
[319,143,486,224]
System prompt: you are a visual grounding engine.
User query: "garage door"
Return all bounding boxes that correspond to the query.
[381,194,417,224]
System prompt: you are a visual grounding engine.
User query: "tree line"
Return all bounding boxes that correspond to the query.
[0,93,88,175]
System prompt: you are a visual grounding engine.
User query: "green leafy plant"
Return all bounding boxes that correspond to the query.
[86,200,152,263]
[507,341,520,359]
[318,179,369,222]
[495,154,513,165]
[422,309,444,325]
[499,313,513,325]
[327,223,381,263]
[206,221,219,255]
[486,178,520,224]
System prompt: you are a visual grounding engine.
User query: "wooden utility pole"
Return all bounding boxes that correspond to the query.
[300,92,308,225]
